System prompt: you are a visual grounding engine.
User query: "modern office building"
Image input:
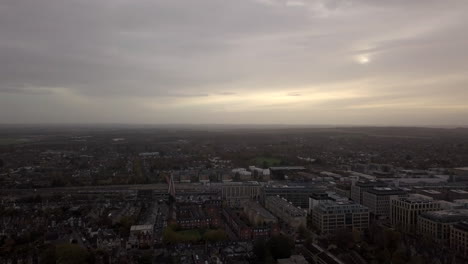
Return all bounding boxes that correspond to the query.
[390,195,441,233]
[334,183,352,199]
[362,187,407,218]
[309,192,349,214]
[311,200,369,234]
[418,209,468,244]
[351,180,387,204]
[452,167,468,182]
[450,221,468,258]
[265,196,307,229]
[262,185,327,209]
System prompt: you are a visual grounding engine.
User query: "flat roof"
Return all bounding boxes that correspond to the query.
[420,210,468,223]
[266,196,306,216]
[270,166,306,170]
[453,221,468,232]
[451,189,468,194]
[422,190,442,194]
[130,225,153,231]
[366,187,406,195]
[398,196,435,203]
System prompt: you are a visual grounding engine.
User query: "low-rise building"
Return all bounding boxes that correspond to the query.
[222,208,278,240]
[265,196,306,229]
[127,225,153,249]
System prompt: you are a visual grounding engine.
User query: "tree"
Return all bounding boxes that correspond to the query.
[56,244,90,264]
[139,251,153,264]
[253,239,268,261]
[40,245,57,264]
[297,224,312,241]
[117,216,135,237]
[383,229,401,256]
[267,234,294,260]
[333,228,355,249]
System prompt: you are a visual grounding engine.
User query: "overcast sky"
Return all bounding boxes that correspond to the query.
[1,0,468,125]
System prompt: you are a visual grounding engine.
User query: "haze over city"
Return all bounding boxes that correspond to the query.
[1,0,468,125]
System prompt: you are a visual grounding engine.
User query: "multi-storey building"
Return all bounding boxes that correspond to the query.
[222,208,252,240]
[262,185,327,209]
[265,196,307,229]
[221,182,262,207]
[362,187,407,218]
[418,210,468,244]
[175,200,222,229]
[311,200,369,234]
[222,208,278,240]
[390,195,440,233]
[334,183,352,199]
[309,192,349,214]
[127,225,153,249]
[350,180,387,204]
[451,221,468,258]
[244,201,278,227]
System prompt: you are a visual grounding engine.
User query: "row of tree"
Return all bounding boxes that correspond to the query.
[253,234,295,263]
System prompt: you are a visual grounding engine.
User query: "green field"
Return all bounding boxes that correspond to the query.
[163,227,227,243]
[252,156,282,168]
[177,229,202,241]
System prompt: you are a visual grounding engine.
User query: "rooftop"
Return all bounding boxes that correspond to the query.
[270,166,306,170]
[453,221,468,232]
[266,196,307,216]
[451,189,468,194]
[130,225,153,231]
[366,187,406,195]
[420,210,468,223]
[398,195,436,203]
[422,190,442,194]
[246,201,278,220]
[355,180,387,187]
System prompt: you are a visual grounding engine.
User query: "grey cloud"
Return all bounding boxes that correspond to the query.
[0,0,468,124]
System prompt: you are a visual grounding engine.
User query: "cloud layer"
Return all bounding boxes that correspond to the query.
[1,0,468,125]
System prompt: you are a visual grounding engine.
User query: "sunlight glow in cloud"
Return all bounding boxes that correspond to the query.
[1,0,468,125]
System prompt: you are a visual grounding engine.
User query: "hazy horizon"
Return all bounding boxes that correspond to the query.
[1,0,468,125]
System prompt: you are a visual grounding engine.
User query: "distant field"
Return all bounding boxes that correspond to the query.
[252,156,282,167]
[0,138,24,145]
